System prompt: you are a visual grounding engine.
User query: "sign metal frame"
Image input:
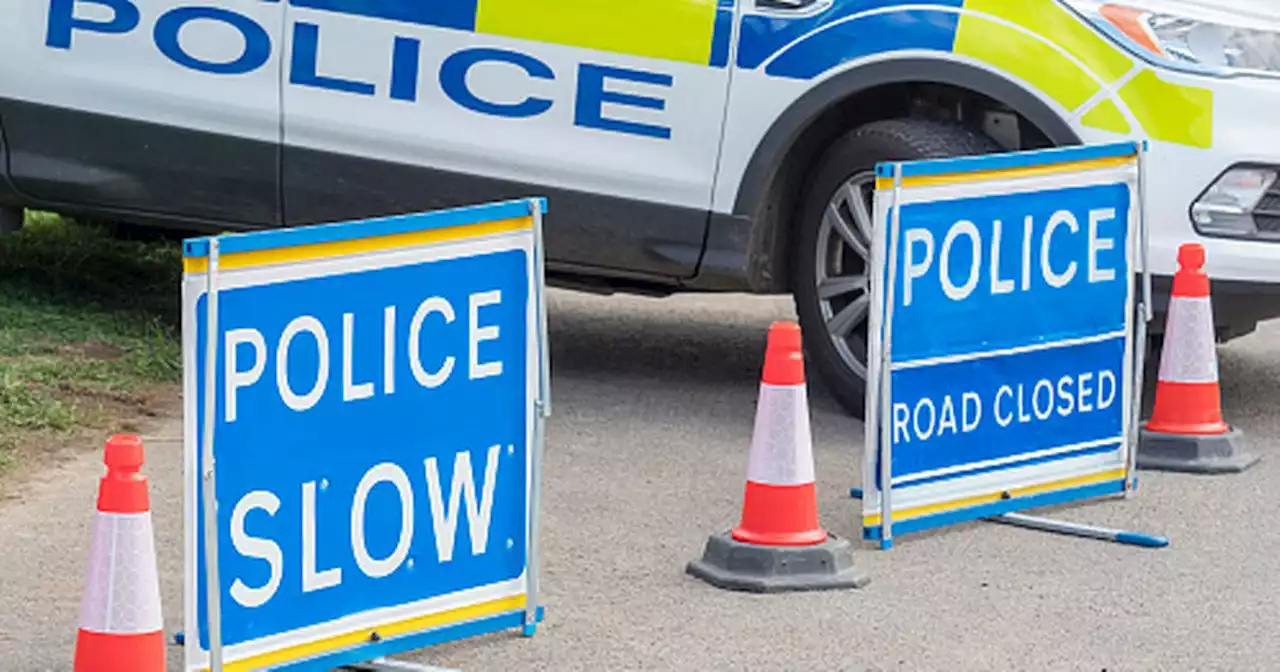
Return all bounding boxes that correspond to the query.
[861,141,1152,550]
[181,197,550,671]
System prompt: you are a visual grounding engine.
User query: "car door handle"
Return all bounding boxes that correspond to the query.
[755,0,821,10]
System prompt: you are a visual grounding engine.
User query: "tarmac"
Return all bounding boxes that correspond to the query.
[2,289,1278,671]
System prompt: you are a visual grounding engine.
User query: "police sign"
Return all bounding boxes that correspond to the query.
[861,142,1149,549]
[181,198,550,670]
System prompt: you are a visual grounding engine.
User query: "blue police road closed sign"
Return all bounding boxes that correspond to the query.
[180,198,550,671]
[861,142,1149,549]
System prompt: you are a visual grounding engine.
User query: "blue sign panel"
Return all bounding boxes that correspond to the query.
[181,199,549,671]
[887,183,1131,359]
[861,143,1146,548]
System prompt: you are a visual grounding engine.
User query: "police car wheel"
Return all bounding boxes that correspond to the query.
[792,118,1001,418]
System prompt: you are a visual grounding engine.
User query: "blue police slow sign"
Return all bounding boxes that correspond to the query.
[181,198,550,671]
[862,142,1148,549]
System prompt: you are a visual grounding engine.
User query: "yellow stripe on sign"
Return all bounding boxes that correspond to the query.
[861,467,1127,527]
[1118,69,1214,149]
[198,595,528,672]
[475,0,718,65]
[182,217,532,274]
[873,154,1134,191]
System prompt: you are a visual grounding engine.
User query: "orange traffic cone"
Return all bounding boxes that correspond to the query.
[73,435,165,672]
[1137,244,1258,473]
[732,321,826,546]
[686,321,868,592]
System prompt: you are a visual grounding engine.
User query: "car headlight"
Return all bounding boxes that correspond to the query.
[1063,1,1280,77]
[1192,166,1280,239]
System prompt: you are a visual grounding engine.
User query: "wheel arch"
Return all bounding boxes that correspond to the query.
[731,57,1084,293]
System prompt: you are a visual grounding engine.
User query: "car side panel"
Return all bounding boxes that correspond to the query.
[279,0,736,278]
[1,0,284,225]
[283,144,713,278]
[0,98,279,225]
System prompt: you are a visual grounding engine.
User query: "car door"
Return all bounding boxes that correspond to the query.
[280,0,737,279]
[0,0,285,227]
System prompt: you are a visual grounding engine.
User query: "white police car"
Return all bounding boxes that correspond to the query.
[4,0,1280,417]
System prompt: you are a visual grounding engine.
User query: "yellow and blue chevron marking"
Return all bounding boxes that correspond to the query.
[734,0,1214,149]
[737,0,966,75]
[286,0,1214,148]
[288,0,733,67]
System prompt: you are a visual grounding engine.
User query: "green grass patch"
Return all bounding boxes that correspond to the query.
[0,212,184,474]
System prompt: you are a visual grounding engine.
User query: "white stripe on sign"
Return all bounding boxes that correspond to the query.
[79,512,163,634]
[745,383,816,486]
[1157,296,1219,384]
[893,330,1127,370]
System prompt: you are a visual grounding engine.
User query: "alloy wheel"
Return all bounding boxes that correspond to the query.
[812,170,876,382]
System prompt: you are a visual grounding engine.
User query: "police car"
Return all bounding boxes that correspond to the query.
[3,0,1280,417]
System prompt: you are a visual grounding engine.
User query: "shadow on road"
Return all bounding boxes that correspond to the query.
[542,290,852,419]
[1217,324,1280,425]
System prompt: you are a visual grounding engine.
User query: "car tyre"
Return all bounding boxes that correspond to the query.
[791,118,1002,418]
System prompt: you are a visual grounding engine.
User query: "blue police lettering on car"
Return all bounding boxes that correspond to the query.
[440,47,555,119]
[46,0,139,49]
[575,64,673,140]
[156,6,271,76]
[390,35,421,102]
[45,0,677,140]
[291,22,375,96]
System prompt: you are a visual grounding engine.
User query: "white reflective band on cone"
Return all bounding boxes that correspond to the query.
[745,383,816,486]
[1158,296,1219,384]
[79,512,163,634]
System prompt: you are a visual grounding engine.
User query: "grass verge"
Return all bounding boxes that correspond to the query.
[0,211,183,488]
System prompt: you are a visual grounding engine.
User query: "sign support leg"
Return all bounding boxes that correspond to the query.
[988,513,1167,547]
[200,238,225,671]
[525,199,551,637]
[874,164,905,550]
[340,657,462,672]
[1126,140,1153,496]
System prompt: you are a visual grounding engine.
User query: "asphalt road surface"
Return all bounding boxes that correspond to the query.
[2,289,1278,671]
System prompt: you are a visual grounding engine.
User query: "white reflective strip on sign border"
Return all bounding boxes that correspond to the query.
[1157,296,1219,384]
[890,164,1136,207]
[79,512,163,635]
[745,383,816,486]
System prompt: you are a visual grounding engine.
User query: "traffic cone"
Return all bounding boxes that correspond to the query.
[686,321,869,593]
[1137,244,1259,473]
[73,435,165,672]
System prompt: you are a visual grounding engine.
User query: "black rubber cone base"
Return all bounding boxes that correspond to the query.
[686,531,870,593]
[1137,427,1260,474]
